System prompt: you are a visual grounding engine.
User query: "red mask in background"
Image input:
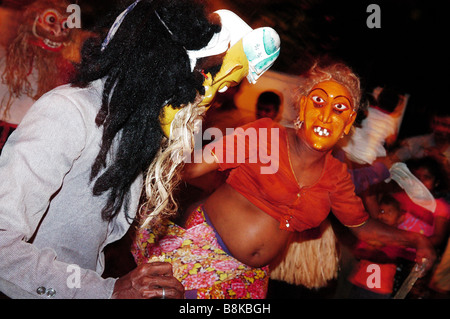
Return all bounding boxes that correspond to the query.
[1,0,76,120]
[30,7,71,52]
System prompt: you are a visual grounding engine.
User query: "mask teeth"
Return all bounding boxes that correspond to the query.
[314,126,330,136]
[44,38,62,48]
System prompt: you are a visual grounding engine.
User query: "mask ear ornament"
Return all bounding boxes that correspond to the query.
[294,117,303,130]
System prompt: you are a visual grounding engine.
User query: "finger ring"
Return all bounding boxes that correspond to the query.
[162,287,166,299]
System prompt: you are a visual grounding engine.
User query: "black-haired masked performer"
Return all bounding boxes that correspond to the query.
[0,0,278,299]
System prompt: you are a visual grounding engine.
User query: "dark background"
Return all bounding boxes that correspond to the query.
[221,0,446,139]
[1,0,446,138]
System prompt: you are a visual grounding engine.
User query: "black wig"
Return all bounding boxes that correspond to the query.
[72,0,221,221]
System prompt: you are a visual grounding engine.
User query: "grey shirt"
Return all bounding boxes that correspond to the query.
[0,79,143,298]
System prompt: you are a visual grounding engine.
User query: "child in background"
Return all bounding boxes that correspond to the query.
[255,91,281,120]
[394,157,449,250]
[348,194,414,298]
[393,157,450,298]
[350,156,449,298]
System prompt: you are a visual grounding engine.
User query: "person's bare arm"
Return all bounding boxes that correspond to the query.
[350,217,436,274]
[182,157,220,181]
[429,216,450,248]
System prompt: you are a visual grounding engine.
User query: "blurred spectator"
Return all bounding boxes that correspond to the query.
[341,86,407,165]
[394,156,450,298]
[366,157,449,250]
[358,156,450,298]
[392,107,450,174]
[256,90,281,120]
[203,84,254,135]
[348,194,413,298]
[0,0,77,154]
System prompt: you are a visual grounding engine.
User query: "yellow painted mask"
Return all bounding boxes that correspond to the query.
[160,10,280,138]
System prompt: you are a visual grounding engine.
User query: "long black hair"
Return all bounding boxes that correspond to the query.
[72,0,221,221]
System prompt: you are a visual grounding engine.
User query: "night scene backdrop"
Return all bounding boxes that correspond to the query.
[1,0,445,138]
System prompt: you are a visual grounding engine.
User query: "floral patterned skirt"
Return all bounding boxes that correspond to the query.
[132,205,269,299]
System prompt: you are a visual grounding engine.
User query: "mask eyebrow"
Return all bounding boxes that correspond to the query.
[210,64,243,85]
[309,88,353,108]
[308,88,328,96]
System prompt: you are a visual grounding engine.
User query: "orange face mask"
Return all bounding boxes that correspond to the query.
[298,80,356,152]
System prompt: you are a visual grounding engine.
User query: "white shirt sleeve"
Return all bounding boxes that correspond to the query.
[0,91,116,298]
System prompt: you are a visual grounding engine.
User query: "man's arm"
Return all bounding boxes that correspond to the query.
[350,218,436,274]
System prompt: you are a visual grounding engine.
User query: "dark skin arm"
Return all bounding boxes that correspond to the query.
[112,262,185,299]
[183,161,220,181]
[429,216,450,248]
[350,218,436,274]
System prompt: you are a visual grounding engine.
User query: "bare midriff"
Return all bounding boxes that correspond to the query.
[202,183,292,268]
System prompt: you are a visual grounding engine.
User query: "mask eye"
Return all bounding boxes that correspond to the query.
[311,95,325,106]
[43,10,58,25]
[333,103,349,113]
[61,19,69,30]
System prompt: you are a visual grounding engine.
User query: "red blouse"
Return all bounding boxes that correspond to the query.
[206,118,368,232]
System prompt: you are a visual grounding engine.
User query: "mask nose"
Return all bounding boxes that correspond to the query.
[51,24,63,36]
[318,103,332,124]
